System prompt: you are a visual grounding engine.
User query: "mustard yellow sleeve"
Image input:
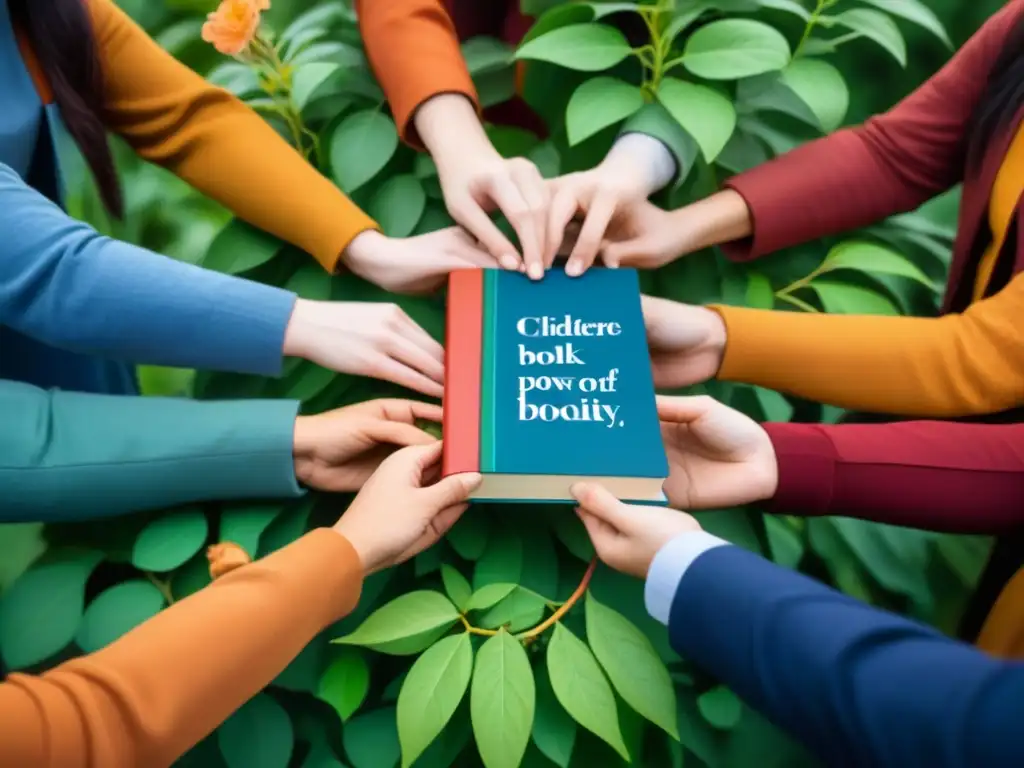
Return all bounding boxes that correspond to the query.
[0,529,363,768]
[712,273,1024,418]
[88,0,377,272]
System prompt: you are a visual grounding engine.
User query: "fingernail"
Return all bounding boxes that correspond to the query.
[500,255,519,270]
[528,264,543,280]
[565,259,580,277]
[569,482,587,499]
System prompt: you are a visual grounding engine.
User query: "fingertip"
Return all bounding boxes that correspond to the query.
[500,254,520,271]
[461,472,483,492]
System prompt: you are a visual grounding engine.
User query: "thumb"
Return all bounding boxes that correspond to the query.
[570,482,631,532]
[655,395,718,425]
[425,471,483,509]
[365,420,439,449]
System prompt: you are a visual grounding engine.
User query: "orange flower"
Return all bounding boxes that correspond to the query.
[201,0,270,56]
[207,542,253,579]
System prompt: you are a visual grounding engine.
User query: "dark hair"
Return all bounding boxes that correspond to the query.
[10,0,122,217]
[968,17,1024,170]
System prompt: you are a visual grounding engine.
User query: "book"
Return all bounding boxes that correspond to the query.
[442,267,668,504]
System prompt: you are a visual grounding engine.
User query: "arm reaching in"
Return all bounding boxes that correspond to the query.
[572,483,1024,768]
[0,441,482,767]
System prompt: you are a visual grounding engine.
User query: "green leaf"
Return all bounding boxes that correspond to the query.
[219,504,285,558]
[515,24,633,72]
[131,508,208,572]
[207,61,262,100]
[758,0,810,20]
[474,530,523,590]
[744,272,774,308]
[318,648,370,723]
[0,523,47,593]
[368,174,427,238]
[344,707,400,768]
[329,110,399,194]
[833,518,931,599]
[532,663,576,767]
[76,579,166,653]
[821,240,935,288]
[282,3,351,43]
[332,591,460,655]
[202,218,282,275]
[830,9,906,66]
[697,687,742,730]
[0,549,103,668]
[471,630,535,768]
[463,36,515,75]
[441,564,473,612]
[467,583,518,612]
[779,58,849,132]
[218,693,295,768]
[551,509,595,561]
[478,587,548,633]
[565,77,643,146]
[546,624,628,759]
[398,634,474,767]
[286,262,334,301]
[858,0,951,47]
[765,516,804,568]
[657,78,736,162]
[683,20,791,80]
[447,511,490,560]
[585,593,678,738]
[754,386,793,422]
[809,281,901,315]
[292,62,341,111]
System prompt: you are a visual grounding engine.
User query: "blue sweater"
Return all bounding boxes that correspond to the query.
[651,542,1024,766]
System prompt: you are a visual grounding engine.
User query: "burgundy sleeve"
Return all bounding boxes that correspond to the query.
[764,421,1024,534]
[720,0,1024,261]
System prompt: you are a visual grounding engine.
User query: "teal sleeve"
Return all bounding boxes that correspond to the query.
[619,102,699,189]
[0,379,304,523]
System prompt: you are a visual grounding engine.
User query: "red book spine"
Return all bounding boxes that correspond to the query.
[442,270,483,476]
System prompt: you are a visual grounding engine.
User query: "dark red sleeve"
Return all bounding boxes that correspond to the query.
[764,421,1024,534]
[720,0,1024,261]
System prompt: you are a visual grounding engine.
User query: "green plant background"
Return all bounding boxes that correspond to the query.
[0,1,1004,766]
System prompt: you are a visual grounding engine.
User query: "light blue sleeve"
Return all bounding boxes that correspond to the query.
[644,530,729,623]
[0,163,296,376]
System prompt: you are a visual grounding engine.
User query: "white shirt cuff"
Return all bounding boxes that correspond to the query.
[605,132,677,195]
[644,531,730,625]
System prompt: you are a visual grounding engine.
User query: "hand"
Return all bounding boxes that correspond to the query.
[333,441,483,573]
[414,94,549,280]
[570,482,701,579]
[341,228,495,295]
[292,399,443,492]
[657,395,778,510]
[283,298,445,398]
[599,190,753,269]
[642,294,726,388]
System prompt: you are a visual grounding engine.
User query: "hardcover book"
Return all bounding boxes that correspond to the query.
[442,267,668,504]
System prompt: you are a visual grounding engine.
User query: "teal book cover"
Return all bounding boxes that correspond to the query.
[443,267,668,504]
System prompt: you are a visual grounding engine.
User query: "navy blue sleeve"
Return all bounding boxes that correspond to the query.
[668,545,1024,767]
[0,164,296,376]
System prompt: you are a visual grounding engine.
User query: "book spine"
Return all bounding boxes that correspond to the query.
[480,269,499,473]
[442,270,483,476]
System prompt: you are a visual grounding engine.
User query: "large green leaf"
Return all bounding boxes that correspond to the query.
[368,174,427,238]
[329,110,399,194]
[829,9,906,66]
[584,593,678,738]
[76,579,166,652]
[0,523,47,593]
[471,630,535,768]
[779,58,849,132]
[447,510,490,560]
[291,62,342,111]
[0,549,103,668]
[344,707,400,768]
[441,564,473,612]
[682,20,791,80]
[565,77,643,146]
[515,24,633,72]
[219,503,286,558]
[532,663,576,767]
[202,218,283,275]
[397,633,474,767]
[859,0,951,47]
[218,693,294,768]
[131,508,208,572]
[332,591,460,655]
[821,240,936,288]
[462,36,515,75]
[478,587,548,633]
[467,583,518,612]
[657,78,736,162]
[318,648,370,723]
[474,529,524,589]
[809,281,901,315]
[546,624,627,759]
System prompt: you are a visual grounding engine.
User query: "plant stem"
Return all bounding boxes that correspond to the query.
[460,614,498,637]
[793,0,836,58]
[146,572,175,605]
[517,557,598,642]
[775,291,820,313]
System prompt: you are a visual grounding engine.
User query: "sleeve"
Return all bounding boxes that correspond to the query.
[355,0,479,148]
[709,268,1024,418]
[763,420,1024,533]
[659,543,1024,767]
[0,378,304,523]
[0,163,296,375]
[88,0,378,272]
[0,528,363,768]
[718,0,1024,261]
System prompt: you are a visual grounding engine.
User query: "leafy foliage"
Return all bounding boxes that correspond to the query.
[0,0,1001,766]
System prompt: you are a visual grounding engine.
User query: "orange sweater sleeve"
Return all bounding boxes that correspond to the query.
[355,0,478,147]
[87,0,377,272]
[0,528,363,768]
[712,272,1024,418]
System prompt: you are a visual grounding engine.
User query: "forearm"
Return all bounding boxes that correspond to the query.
[648,541,1024,767]
[765,421,1024,533]
[0,379,305,522]
[0,529,363,767]
[414,93,493,167]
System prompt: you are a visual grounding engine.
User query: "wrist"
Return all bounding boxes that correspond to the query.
[415,93,496,169]
[339,229,389,271]
[292,416,318,486]
[698,306,728,360]
[672,189,752,251]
